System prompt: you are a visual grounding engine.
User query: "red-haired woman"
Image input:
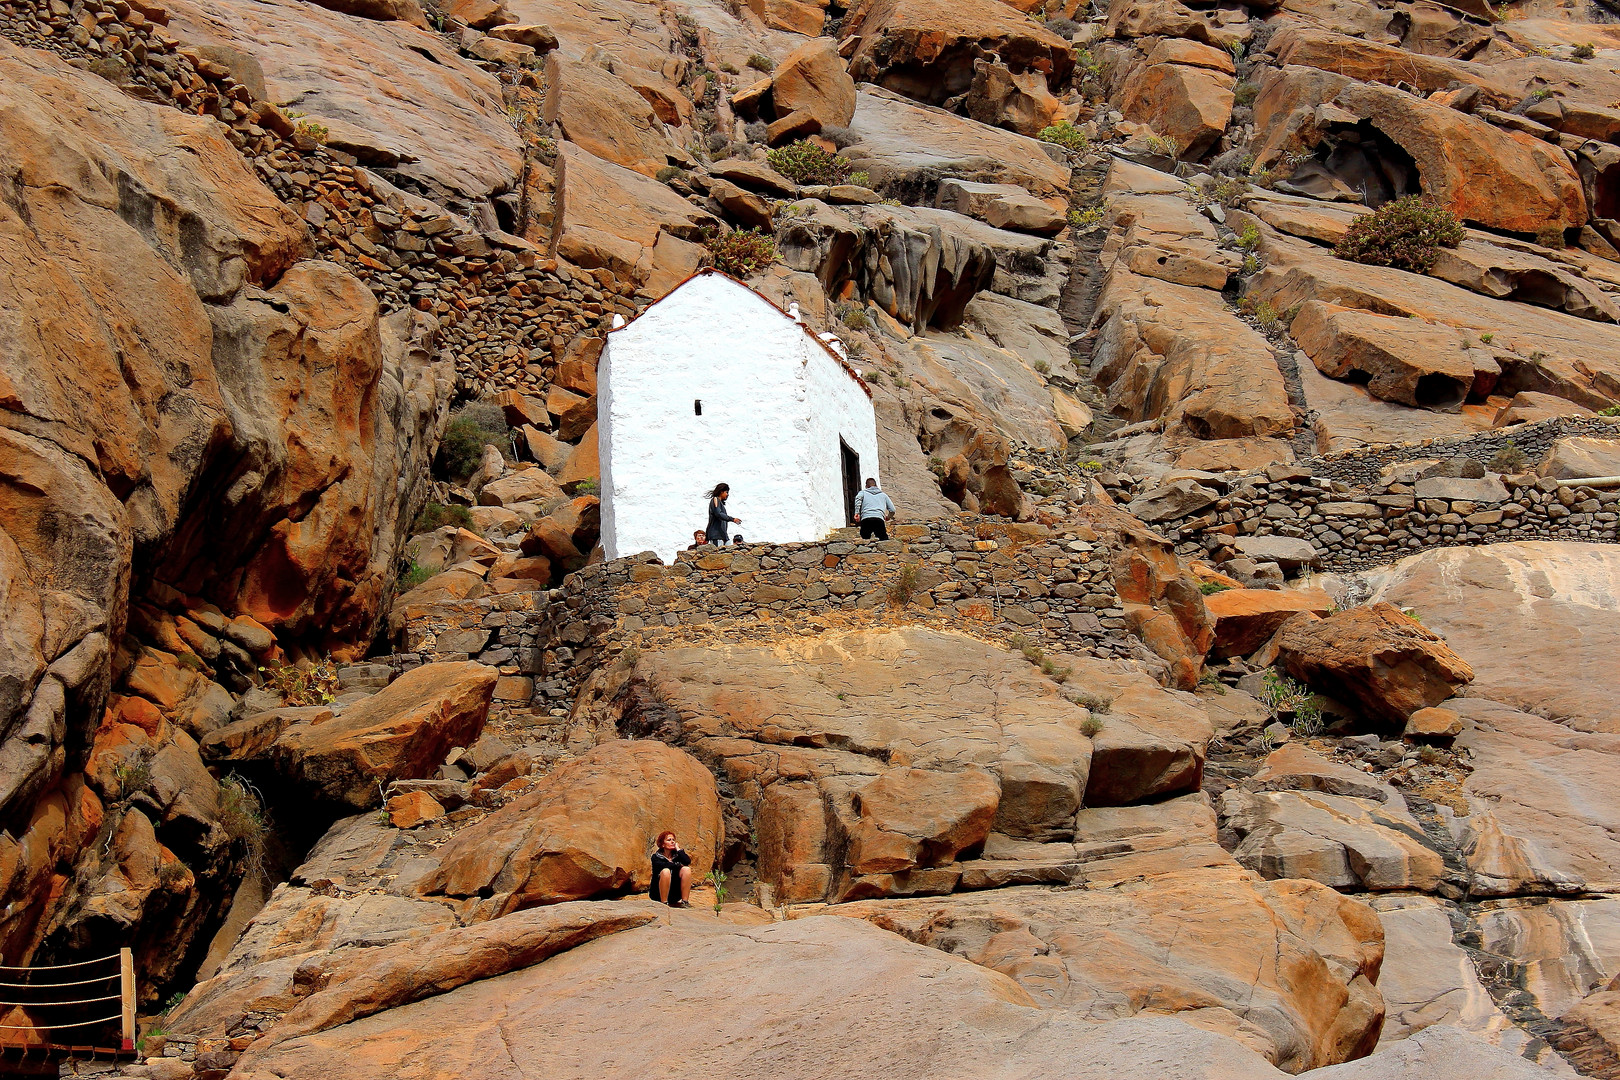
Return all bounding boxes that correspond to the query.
[650,831,692,907]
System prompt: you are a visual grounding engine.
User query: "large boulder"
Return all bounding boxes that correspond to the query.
[843,86,1072,200]
[164,0,521,198]
[1088,505,1214,691]
[844,0,1073,106]
[837,864,1386,1072]
[1204,588,1334,658]
[1290,302,1479,412]
[1540,436,1620,480]
[207,914,1306,1080]
[1276,603,1474,725]
[1220,787,1446,892]
[1073,655,1214,806]
[1116,61,1235,160]
[552,143,719,293]
[1365,542,1620,730]
[417,739,722,914]
[771,37,857,130]
[571,628,1100,903]
[542,54,675,178]
[270,662,496,809]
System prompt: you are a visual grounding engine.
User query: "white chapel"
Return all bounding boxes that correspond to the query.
[597,270,881,564]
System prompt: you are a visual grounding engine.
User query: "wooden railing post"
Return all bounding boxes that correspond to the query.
[119,948,134,1052]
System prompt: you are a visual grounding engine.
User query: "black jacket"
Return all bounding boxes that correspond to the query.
[705,497,733,544]
[650,847,691,879]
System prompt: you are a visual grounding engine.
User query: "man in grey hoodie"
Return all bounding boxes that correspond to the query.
[851,478,896,541]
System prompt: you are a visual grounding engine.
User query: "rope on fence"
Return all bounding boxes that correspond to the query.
[0,949,135,1051]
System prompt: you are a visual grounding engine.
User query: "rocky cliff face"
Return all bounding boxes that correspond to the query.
[6,0,1620,1073]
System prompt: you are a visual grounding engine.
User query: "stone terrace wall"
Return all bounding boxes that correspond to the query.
[0,0,643,400]
[1153,417,1620,573]
[1303,415,1620,486]
[395,516,1150,707]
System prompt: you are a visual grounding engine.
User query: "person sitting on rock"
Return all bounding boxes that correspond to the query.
[650,831,692,908]
[851,477,896,541]
[687,530,707,550]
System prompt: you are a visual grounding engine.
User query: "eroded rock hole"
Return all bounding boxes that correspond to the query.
[1312,121,1421,207]
[1414,372,1468,411]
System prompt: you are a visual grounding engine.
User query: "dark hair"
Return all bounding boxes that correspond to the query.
[706,483,730,500]
[732,535,744,544]
[865,477,877,486]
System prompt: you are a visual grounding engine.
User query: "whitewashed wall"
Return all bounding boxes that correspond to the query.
[599,273,879,563]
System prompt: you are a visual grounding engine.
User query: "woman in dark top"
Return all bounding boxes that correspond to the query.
[704,483,741,546]
[650,831,692,907]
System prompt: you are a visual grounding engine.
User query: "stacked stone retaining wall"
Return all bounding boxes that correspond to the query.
[1154,417,1620,572]
[391,516,1155,709]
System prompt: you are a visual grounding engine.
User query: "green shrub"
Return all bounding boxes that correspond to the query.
[847,169,871,188]
[1334,195,1465,273]
[1199,581,1232,595]
[412,501,474,535]
[1600,404,1620,416]
[1236,222,1261,250]
[746,53,775,72]
[1079,715,1104,737]
[766,140,852,185]
[702,227,777,277]
[260,658,339,706]
[1233,81,1258,106]
[1068,205,1106,231]
[294,118,329,144]
[573,477,599,495]
[218,775,269,875]
[399,562,438,591]
[887,563,922,607]
[1038,120,1089,152]
[837,300,873,330]
[1488,441,1528,473]
[1067,688,1113,715]
[1575,42,1596,58]
[1145,133,1180,158]
[438,403,507,481]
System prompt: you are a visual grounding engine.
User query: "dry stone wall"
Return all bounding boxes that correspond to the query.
[1143,417,1620,572]
[393,517,1145,708]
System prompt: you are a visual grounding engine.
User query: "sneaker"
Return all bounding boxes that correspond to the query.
[675,900,692,908]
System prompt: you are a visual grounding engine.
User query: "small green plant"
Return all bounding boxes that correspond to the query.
[1227,39,1246,66]
[837,300,874,330]
[847,170,871,188]
[1599,404,1620,416]
[294,118,329,144]
[218,774,269,876]
[1068,205,1106,231]
[1488,441,1528,473]
[1290,698,1323,738]
[1417,744,1446,765]
[702,227,778,277]
[1245,298,1282,332]
[1199,581,1233,595]
[746,53,775,72]
[412,501,474,535]
[1335,195,1465,273]
[1200,176,1249,208]
[1066,688,1113,714]
[1033,359,1051,376]
[705,868,728,914]
[1236,222,1261,251]
[1241,253,1261,276]
[1479,331,1494,344]
[720,61,739,74]
[1145,133,1180,158]
[1575,43,1596,58]
[1401,607,1424,625]
[1260,670,1317,728]
[260,659,339,706]
[573,477,599,496]
[399,561,438,591]
[1038,120,1089,153]
[1233,81,1258,107]
[113,755,154,800]
[438,403,508,481]
[887,563,922,607]
[1198,668,1227,694]
[766,140,852,185]
[1079,714,1105,737]
[1041,658,1072,682]
[656,164,685,183]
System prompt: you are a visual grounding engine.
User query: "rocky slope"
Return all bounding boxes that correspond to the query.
[6,0,1620,1073]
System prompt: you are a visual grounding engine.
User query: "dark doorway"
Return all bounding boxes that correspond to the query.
[840,439,861,524]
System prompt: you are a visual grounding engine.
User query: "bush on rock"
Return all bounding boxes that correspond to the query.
[1334,195,1465,273]
[766,139,852,185]
[702,228,777,278]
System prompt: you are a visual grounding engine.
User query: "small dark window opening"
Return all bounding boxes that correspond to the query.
[694,400,703,416]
